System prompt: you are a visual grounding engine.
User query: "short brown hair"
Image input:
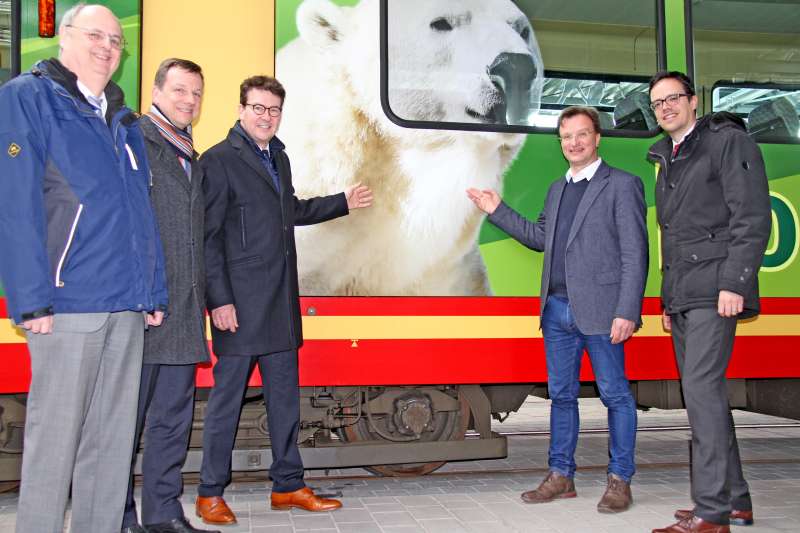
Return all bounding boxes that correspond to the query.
[649,71,695,96]
[239,75,286,106]
[557,106,601,137]
[153,58,204,89]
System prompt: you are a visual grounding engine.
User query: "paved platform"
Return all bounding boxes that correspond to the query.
[2,398,800,532]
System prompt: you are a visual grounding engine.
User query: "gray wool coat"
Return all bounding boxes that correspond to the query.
[140,116,209,365]
[488,161,648,335]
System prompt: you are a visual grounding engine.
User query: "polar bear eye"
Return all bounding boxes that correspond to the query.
[430,17,454,32]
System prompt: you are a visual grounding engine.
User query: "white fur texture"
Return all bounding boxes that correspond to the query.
[276,0,542,295]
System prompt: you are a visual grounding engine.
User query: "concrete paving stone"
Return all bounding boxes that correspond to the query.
[371,511,419,527]
[289,513,336,530]
[362,502,407,513]
[418,518,469,532]
[330,509,375,523]
[407,505,454,520]
[249,511,293,526]
[380,526,425,533]
[251,526,295,533]
[336,523,384,533]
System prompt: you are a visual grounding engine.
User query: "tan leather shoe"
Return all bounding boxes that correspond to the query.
[597,473,632,513]
[674,508,753,526]
[270,487,342,512]
[652,516,730,533]
[195,496,237,526]
[520,471,577,504]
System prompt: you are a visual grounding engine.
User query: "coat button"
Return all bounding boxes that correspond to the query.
[664,223,670,230]
[690,254,698,261]
[669,183,676,189]
[739,276,745,281]
[744,267,750,273]
[665,264,670,271]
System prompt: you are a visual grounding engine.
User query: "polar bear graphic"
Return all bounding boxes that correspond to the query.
[276,0,543,295]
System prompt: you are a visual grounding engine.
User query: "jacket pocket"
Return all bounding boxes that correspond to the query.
[680,241,729,263]
[227,255,263,268]
[239,206,247,250]
[596,270,620,285]
[55,204,84,288]
[678,241,729,300]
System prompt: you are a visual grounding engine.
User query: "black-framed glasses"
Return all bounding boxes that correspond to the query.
[649,93,690,112]
[246,103,282,117]
[66,25,126,51]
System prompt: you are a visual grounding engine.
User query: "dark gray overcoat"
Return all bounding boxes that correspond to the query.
[141,117,209,365]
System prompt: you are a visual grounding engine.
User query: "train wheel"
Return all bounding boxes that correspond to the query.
[338,387,470,476]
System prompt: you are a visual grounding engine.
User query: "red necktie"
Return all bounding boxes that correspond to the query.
[672,143,681,158]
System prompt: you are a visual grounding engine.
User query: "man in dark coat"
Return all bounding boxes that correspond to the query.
[648,72,771,533]
[122,58,217,533]
[467,106,648,514]
[195,75,372,525]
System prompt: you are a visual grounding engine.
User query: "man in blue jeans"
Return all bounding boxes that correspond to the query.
[467,105,648,513]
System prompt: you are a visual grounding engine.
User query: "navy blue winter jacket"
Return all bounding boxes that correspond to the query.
[0,59,167,323]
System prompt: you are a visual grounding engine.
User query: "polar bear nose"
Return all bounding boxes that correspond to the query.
[487,52,538,124]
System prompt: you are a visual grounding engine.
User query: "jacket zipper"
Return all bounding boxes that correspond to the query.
[240,206,247,249]
[55,204,84,288]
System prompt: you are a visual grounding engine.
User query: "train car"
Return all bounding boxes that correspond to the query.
[0,0,798,480]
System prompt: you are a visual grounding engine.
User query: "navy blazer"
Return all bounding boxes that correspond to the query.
[489,161,648,335]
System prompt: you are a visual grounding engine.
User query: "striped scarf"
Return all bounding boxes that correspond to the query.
[147,105,193,162]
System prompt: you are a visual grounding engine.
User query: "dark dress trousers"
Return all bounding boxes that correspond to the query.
[198,124,348,495]
[124,116,209,527]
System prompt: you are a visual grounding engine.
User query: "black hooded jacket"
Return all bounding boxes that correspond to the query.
[647,112,771,319]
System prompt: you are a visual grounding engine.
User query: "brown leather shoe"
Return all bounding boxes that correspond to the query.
[597,473,632,513]
[270,487,342,512]
[652,516,730,533]
[195,496,237,526]
[674,508,753,526]
[520,471,577,504]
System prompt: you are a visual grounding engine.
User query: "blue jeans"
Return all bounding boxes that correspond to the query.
[542,296,637,481]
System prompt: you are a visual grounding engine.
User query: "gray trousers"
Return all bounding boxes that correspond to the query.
[671,307,752,526]
[16,311,144,533]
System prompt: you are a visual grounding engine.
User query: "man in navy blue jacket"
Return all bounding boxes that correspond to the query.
[0,5,166,532]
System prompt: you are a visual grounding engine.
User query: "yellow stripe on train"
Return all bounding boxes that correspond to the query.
[2,314,800,344]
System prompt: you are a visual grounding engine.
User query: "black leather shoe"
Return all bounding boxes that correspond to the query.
[121,526,147,533]
[144,517,221,533]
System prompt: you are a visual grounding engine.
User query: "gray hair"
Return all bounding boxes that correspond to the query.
[59,2,87,33]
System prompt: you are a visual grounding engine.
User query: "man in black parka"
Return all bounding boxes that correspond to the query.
[648,72,771,533]
[195,75,372,525]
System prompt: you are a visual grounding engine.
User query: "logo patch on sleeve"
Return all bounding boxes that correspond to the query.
[7,143,21,158]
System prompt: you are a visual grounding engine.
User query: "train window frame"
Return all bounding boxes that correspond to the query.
[0,0,21,85]
[711,81,800,146]
[378,0,667,138]
[686,0,800,145]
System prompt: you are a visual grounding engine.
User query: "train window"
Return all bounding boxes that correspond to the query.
[381,0,663,135]
[690,0,800,143]
[0,0,19,86]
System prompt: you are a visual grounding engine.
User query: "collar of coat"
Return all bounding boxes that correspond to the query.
[647,111,747,163]
[230,121,286,157]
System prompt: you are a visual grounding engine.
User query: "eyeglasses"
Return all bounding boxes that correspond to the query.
[558,130,594,143]
[66,25,126,51]
[245,103,282,117]
[649,93,690,112]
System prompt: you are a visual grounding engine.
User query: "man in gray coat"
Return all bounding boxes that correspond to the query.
[468,106,648,513]
[122,58,218,533]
